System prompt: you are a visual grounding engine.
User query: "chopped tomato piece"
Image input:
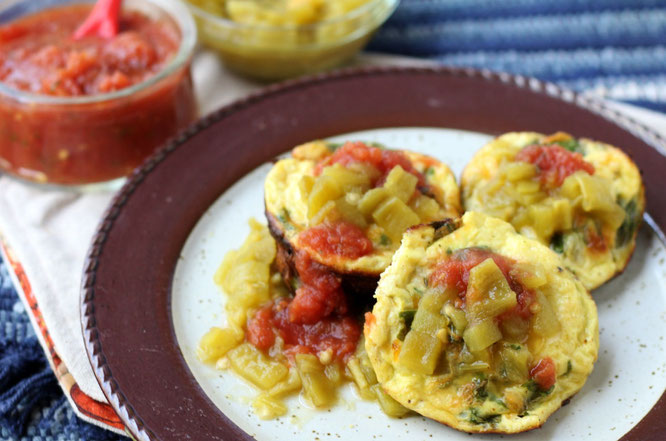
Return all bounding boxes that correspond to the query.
[516,144,595,187]
[530,357,557,390]
[298,220,373,259]
[376,149,425,187]
[97,71,131,92]
[289,283,347,325]
[429,248,512,294]
[103,31,157,69]
[314,141,382,175]
[314,141,428,188]
[289,251,347,324]
[584,224,607,252]
[246,305,275,350]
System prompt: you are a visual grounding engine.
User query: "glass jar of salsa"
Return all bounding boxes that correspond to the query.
[0,0,197,186]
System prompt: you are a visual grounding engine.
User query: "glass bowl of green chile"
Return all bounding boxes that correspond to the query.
[186,0,399,81]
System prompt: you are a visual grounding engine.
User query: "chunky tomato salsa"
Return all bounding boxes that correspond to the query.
[0,4,196,184]
[0,5,179,95]
[247,251,361,363]
[315,141,429,189]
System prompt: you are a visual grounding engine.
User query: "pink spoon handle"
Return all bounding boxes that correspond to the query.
[73,0,122,40]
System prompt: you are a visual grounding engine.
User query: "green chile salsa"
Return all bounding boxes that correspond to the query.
[430,247,556,390]
[0,4,196,184]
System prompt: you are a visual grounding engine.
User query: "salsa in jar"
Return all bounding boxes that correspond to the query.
[0,1,197,185]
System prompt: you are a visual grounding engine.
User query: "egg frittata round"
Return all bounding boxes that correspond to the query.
[461,132,644,290]
[364,212,599,434]
[264,140,461,295]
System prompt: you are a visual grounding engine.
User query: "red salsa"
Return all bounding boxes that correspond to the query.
[246,251,361,363]
[0,4,196,184]
[530,356,556,390]
[583,223,607,252]
[298,220,373,259]
[247,299,361,362]
[515,144,595,188]
[314,141,428,189]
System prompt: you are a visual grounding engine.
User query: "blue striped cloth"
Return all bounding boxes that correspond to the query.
[1,0,665,439]
[368,0,666,113]
[0,260,121,441]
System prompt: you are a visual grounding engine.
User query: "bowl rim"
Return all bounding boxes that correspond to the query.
[187,0,398,32]
[0,0,197,106]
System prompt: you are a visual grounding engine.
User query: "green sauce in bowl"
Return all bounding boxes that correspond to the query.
[187,0,398,80]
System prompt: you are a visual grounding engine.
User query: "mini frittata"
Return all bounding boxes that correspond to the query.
[365,212,599,434]
[461,132,644,290]
[265,140,461,299]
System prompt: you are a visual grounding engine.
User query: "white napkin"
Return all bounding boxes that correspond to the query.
[0,50,664,405]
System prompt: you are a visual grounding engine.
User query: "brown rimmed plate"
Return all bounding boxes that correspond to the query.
[81,66,666,441]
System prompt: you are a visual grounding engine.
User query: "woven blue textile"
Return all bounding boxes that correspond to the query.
[0,261,124,441]
[368,0,666,113]
[1,0,666,440]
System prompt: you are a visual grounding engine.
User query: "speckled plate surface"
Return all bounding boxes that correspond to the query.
[81,67,666,441]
